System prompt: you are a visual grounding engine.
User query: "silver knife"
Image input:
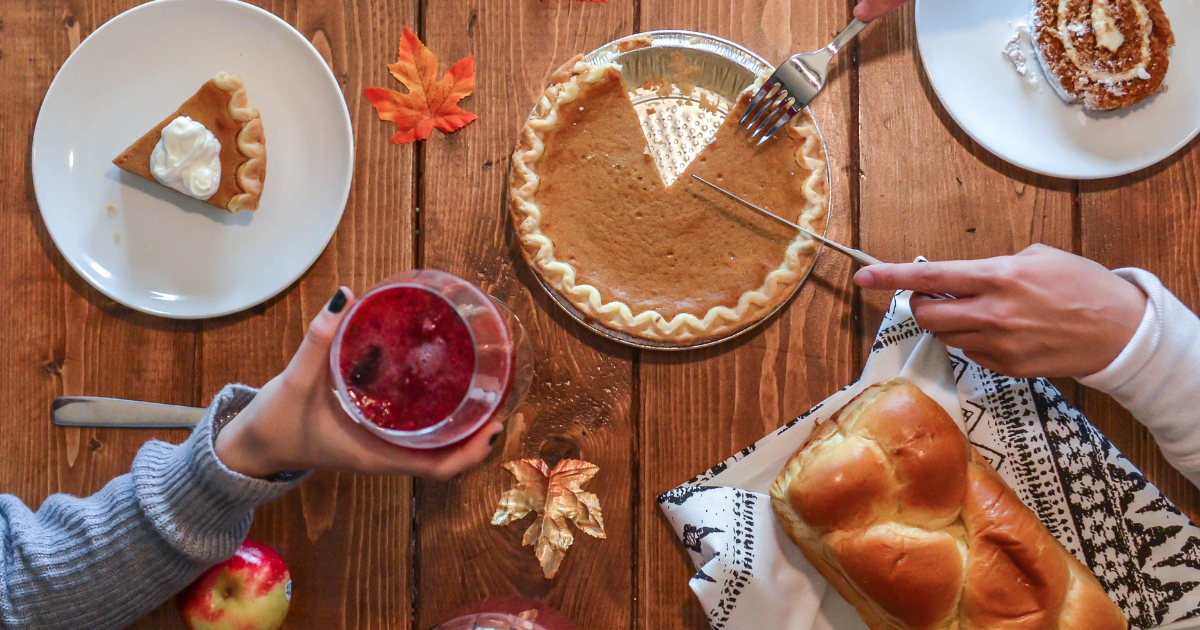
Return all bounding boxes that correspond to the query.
[52,396,204,429]
[691,175,956,300]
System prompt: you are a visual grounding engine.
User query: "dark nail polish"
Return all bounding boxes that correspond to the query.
[489,432,501,447]
[328,288,347,313]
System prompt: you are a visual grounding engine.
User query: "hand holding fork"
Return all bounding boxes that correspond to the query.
[740,18,868,143]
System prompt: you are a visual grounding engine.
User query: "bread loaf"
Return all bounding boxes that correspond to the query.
[769,378,1127,630]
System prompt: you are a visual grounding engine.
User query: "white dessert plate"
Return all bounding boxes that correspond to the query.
[32,0,353,318]
[915,0,1199,179]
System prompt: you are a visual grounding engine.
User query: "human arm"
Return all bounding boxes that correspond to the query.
[0,385,301,630]
[853,244,1146,378]
[0,288,501,628]
[1076,269,1200,487]
[854,244,1200,486]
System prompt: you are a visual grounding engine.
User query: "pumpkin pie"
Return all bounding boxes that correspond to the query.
[113,72,266,212]
[510,58,828,342]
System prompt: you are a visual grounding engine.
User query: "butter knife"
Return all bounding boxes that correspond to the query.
[52,396,204,429]
[690,174,956,300]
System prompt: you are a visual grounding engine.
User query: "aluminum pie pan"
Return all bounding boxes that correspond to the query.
[519,30,833,352]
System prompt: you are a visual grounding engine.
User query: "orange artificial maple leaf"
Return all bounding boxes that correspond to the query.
[364,27,477,144]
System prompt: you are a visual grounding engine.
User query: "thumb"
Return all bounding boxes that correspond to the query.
[288,287,357,383]
[854,0,905,21]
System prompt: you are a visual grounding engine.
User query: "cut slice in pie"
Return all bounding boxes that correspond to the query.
[510,58,829,343]
[113,72,266,212]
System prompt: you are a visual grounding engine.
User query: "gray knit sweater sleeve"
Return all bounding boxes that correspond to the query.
[0,385,306,629]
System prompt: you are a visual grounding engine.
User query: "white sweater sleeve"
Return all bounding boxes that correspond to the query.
[1077,268,1200,489]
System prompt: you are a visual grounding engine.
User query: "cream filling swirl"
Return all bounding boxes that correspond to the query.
[1058,0,1152,83]
[1092,0,1126,51]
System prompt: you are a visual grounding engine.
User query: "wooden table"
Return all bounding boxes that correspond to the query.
[1,0,1197,628]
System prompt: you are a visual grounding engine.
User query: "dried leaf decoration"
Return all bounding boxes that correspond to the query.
[492,459,550,545]
[364,27,477,144]
[492,458,606,579]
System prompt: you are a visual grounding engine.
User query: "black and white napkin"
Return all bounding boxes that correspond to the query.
[660,289,1200,630]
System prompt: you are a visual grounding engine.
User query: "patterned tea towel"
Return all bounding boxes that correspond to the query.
[660,289,1200,630]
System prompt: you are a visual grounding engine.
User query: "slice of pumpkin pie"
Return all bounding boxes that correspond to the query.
[509,58,829,343]
[113,72,266,212]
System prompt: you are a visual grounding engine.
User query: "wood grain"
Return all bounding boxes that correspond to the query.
[0,1,204,627]
[637,2,857,628]
[181,1,420,629]
[1079,144,1200,522]
[415,2,636,628]
[15,0,201,499]
[858,0,1200,553]
[857,6,1074,346]
[3,1,1200,629]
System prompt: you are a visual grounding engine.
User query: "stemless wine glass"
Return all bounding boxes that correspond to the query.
[434,612,554,630]
[433,597,576,630]
[330,269,533,450]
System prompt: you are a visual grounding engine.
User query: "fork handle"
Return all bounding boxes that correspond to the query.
[826,18,868,55]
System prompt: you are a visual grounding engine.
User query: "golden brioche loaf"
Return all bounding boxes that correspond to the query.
[769,378,1128,630]
[1032,0,1174,110]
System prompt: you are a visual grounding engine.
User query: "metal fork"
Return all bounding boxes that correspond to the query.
[740,18,869,144]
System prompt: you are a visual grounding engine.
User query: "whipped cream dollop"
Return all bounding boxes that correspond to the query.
[150,116,222,200]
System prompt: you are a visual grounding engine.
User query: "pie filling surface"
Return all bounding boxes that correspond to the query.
[511,60,829,342]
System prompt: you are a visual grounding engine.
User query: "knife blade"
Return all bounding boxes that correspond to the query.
[52,396,205,429]
[690,174,957,300]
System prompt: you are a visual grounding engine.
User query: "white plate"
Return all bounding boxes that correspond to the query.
[32,0,353,318]
[915,0,1199,179]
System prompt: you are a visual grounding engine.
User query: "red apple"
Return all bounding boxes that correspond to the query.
[176,539,292,630]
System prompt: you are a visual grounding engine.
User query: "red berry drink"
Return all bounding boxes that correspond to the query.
[331,270,532,449]
[338,286,475,432]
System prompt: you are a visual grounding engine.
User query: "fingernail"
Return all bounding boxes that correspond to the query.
[328,288,347,313]
[853,268,874,286]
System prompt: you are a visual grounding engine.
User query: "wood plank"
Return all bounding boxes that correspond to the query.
[183,1,420,629]
[637,2,857,628]
[416,1,636,628]
[0,1,203,627]
[1079,143,1200,522]
[855,7,1088,473]
[0,0,86,510]
[857,7,1075,345]
[0,0,197,576]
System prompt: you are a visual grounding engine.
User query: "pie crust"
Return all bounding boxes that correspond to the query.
[510,59,828,342]
[113,72,266,212]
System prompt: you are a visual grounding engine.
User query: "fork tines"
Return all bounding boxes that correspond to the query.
[736,18,867,146]
[738,79,800,145]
